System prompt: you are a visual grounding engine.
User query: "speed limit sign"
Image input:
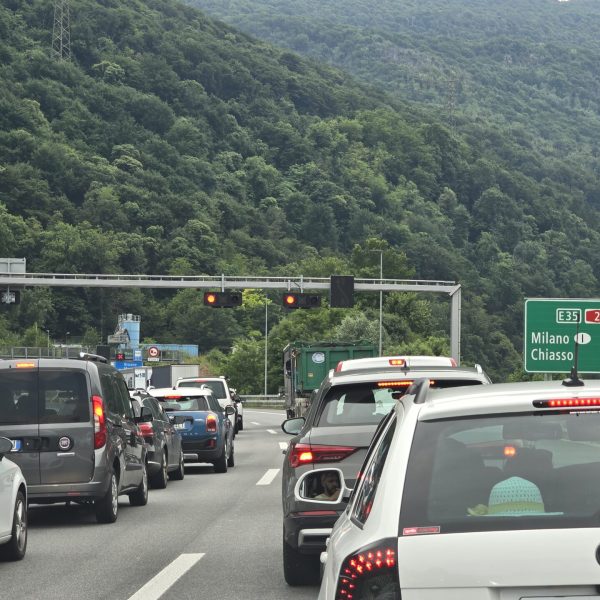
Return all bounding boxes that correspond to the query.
[147,346,160,359]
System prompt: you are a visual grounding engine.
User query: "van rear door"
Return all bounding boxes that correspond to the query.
[38,368,94,484]
[0,363,41,485]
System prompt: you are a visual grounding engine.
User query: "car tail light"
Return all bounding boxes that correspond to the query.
[92,395,107,449]
[336,539,400,600]
[388,359,406,366]
[288,443,357,468]
[138,422,154,440]
[534,397,600,408]
[206,414,217,433]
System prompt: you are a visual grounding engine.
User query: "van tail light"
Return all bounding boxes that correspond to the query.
[336,538,400,600]
[288,443,357,468]
[92,395,107,449]
[138,422,154,440]
[206,414,217,433]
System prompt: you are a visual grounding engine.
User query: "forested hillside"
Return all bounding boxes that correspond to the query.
[1,0,599,387]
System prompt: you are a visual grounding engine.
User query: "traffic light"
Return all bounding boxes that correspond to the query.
[203,291,243,308]
[330,275,354,308]
[282,293,322,309]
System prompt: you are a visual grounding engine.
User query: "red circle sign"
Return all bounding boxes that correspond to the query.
[148,346,160,358]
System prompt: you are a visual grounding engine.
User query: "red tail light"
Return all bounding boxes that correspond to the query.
[138,422,154,440]
[92,395,107,449]
[206,414,217,433]
[289,443,357,468]
[336,539,400,599]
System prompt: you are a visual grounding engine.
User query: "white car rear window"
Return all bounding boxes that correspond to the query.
[400,411,600,534]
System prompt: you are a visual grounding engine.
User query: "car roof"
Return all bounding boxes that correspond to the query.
[336,355,457,373]
[331,364,490,385]
[148,387,213,397]
[415,379,600,421]
[177,376,225,382]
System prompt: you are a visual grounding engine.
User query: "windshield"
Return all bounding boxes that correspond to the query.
[155,395,210,411]
[178,380,226,399]
[400,410,600,535]
[317,379,482,427]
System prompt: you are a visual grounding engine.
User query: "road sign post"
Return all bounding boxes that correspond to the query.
[524,299,600,373]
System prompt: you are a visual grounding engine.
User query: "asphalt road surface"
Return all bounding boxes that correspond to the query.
[0,409,320,600]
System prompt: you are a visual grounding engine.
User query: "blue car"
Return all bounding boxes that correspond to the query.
[149,388,235,473]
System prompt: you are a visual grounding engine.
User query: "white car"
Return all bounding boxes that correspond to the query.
[0,437,27,561]
[313,379,600,599]
[175,377,240,433]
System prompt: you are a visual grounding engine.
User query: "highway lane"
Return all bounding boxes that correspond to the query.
[0,409,319,600]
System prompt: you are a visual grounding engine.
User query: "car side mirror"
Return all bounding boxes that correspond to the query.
[281,417,305,435]
[0,437,14,460]
[225,405,236,416]
[294,468,351,504]
[167,414,176,424]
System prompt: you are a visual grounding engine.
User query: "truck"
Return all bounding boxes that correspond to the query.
[283,341,378,418]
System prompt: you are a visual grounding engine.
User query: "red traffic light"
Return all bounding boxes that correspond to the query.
[281,293,321,309]
[203,291,242,308]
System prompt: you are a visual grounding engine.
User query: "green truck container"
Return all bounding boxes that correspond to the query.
[282,341,377,418]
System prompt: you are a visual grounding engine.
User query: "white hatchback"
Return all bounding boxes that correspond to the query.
[314,379,600,599]
[0,436,27,560]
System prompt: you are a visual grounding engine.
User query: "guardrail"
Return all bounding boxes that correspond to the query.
[0,346,93,359]
[240,395,286,409]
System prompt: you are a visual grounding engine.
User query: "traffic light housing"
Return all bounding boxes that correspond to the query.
[203,291,243,308]
[330,275,354,308]
[282,293,321,309]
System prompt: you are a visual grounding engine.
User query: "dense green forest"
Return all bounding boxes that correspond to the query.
[1,0,599,389]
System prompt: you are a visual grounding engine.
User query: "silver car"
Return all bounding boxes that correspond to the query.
[280,355,491,586]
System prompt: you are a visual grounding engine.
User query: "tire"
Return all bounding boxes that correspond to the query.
[129,461,149,506]
[150,449,168,489]
[227,440,235,467]
[95,468,119,524]
[213,441,228,473]
[170,451,185,481]
[237,417,243,432]
[0,491,27,561]
[283,533,320,586]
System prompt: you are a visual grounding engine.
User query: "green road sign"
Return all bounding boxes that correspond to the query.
[524,298,600,373]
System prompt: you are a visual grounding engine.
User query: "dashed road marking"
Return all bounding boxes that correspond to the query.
[128,553,205,600]
[256,468,280,486]
[267,429,277,435]
[251,421,261,425]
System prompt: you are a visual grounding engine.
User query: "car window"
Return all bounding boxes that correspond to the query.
[207,396,222,412]
[351,414,397,527]
[0,370,38,425]
[155,395,210,411]
[400,410,600,535]
[178,380,226,398]
[100,372,121,416]
[40,371,89,423]
[115,377,134,418]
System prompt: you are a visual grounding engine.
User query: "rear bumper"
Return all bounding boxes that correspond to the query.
[182,438,221,462]
[284,513,340,554]
[27,477,109,503]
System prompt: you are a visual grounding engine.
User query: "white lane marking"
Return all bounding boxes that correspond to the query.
[267,429,277,435]
[245,410,287,417]
[279,442,288,451]
[128,553,205,600]
[256,468,280,486]
[251,421,261,425]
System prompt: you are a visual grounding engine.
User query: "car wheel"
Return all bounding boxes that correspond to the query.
[237,417,243,432]
[213,441,228,473]
[283,532,320,586]
[150,449,168,489]
[129,461,149,506]
[227,440,235,467]
[95,468,119,524]
[170,451,185,481]
[0,491,27,561]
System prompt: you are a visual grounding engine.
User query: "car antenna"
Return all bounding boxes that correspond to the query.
[563,318,584,387]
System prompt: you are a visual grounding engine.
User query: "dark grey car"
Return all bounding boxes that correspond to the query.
[130,392,184,488]
[280,357,492,586]
[0,355,148,523]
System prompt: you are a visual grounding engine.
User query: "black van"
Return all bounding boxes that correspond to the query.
[0,354,148,523]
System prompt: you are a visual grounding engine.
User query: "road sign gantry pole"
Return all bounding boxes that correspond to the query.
[0,272,462,364]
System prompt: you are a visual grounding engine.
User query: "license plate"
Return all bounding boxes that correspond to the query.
[10,439,21,452]
[174,423,186,430]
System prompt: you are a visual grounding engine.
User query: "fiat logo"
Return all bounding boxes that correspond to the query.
[58,436,72,451]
